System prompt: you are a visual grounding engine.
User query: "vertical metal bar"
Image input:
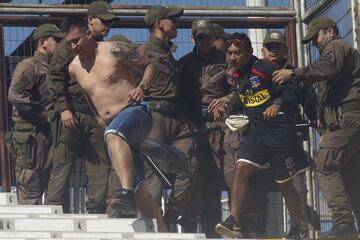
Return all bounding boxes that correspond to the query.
[295,0,317,238]
[285,20,298,66]
[351,0,358,49]
[0,23,11,192]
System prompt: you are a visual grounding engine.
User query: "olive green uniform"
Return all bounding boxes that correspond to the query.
[294,37,360,229]
[136,36,202,225]
[45,39,110,213]
[8,51,53,205]
[179,47,241,237]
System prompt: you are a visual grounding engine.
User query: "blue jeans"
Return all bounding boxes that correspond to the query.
[105,102,153,191]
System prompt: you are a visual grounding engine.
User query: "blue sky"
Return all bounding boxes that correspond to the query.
[3,0,291,59]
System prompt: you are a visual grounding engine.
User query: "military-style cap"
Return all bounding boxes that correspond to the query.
[33,24,64,40]
[87,0,117,21]
[302,16,336,44]
[145,5,183,26]
[192,18,214,37]
[109,34,139,48]
[263,30,286,45]
[212,23,230,39]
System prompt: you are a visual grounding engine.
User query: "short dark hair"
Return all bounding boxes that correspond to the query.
[60,17,88,34]
[227,32,252,49]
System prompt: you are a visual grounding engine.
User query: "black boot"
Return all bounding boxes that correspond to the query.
[108,189,137,218]
[163,208,180,232]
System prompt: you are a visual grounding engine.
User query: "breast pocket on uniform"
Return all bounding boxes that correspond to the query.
[208,64,226,84]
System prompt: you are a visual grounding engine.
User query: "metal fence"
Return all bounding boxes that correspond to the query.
[0,0,292,6]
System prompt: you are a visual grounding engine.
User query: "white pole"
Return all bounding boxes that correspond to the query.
[246,0,267,58]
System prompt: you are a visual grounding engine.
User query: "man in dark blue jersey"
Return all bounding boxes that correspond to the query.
[214,33,308,240]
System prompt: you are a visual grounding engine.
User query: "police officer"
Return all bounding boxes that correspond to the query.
[179,18,239,237]
[45,1,117,213]
[263,30,318,123]
[8,24,64,205]
[212,23,230,52]
[139,5,201,231]
[273,16,360,237]
[261,30,319,235]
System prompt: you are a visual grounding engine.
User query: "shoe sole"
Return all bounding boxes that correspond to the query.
[110,203,137,217]
[215,223,242,238]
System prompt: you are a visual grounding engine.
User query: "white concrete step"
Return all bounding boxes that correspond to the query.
[0,217,154,233]
[85,218,157,232]
[0,192,17,206]
[0,231,53,238]
[0,218,83,232]
[0,213,107,219]
[132,233,206,239]
[0,205,63,214]
[0,239,207,240]
[0,231,206,239]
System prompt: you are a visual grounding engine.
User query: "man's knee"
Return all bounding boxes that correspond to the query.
[106,133,127,148]
[316,145,350,173]
[235,162,256,179]
[278,180,297,195]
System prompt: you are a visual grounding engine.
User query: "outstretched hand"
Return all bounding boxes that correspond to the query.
[61,109,78,129]
[208,97,228,114]
[272,69,292,84]
[128,87,144,103]
[263,104,281,120]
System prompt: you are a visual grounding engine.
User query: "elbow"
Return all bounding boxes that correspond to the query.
[7,91,17,105]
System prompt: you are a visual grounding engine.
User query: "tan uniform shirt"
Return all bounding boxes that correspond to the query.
[8,51,53,124]
[46,38,86,112]
[295,37,360,107]
[179,47,232,122]
[138,36,181,102]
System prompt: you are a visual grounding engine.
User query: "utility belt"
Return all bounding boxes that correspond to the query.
[201,108,214,122]
[187,107,215,122]
[6,122,38,169]
[148,100,184,114]
[322,99,360,130]
[72,101,92,115]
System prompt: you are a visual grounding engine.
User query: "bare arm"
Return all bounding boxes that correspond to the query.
[110,41,158,102]
[110,41,158,89]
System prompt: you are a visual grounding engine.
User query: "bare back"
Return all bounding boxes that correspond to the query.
[69,42,137,122]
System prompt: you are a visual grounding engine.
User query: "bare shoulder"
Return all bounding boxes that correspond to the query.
[68,55,80,75]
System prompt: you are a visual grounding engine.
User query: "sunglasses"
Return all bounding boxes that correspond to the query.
[226,39,247,46]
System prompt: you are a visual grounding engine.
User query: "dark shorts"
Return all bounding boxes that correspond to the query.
[235,139,309,183]
[105,102,153,192]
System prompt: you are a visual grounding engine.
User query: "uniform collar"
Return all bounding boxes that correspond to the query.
[192,46,218,62]
[322,35,341,52]
[34,50,50,63]
[238,55,258,77]
[269,58,289,69]
[149,36,177,53]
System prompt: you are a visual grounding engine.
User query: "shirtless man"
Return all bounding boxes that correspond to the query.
[68,27,167,231]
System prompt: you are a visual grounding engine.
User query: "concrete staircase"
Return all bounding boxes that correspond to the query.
[0,192,206,240]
